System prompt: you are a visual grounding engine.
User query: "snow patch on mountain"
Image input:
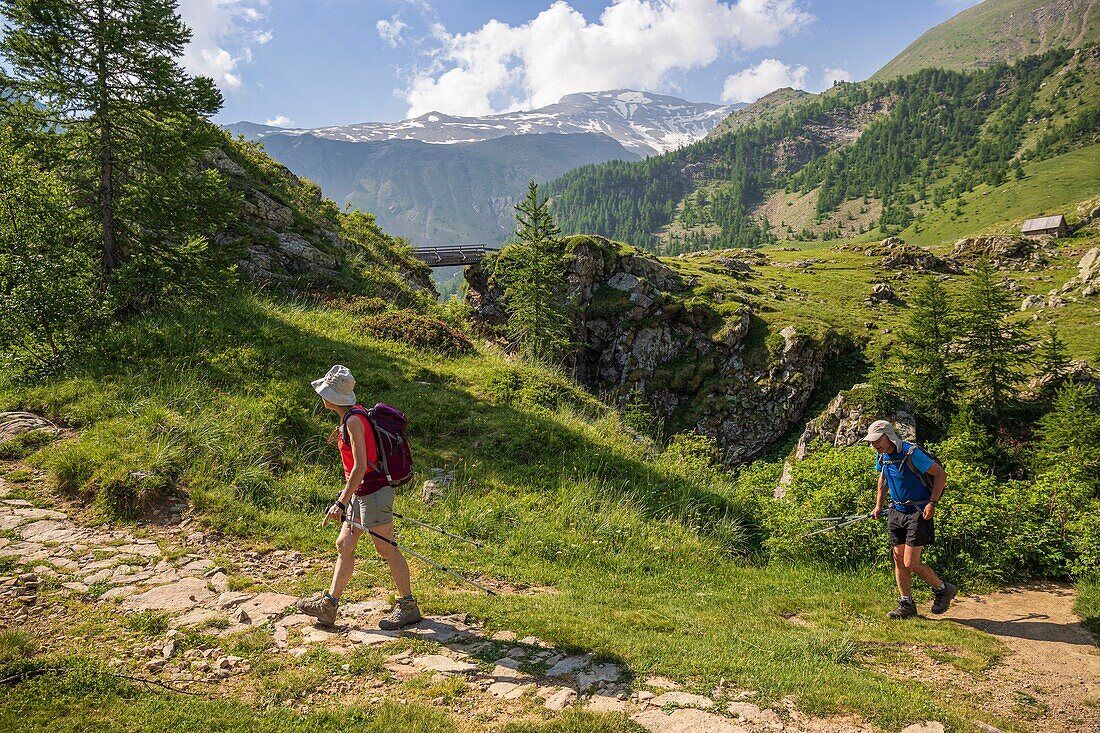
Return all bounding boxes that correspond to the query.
[233,90,742,157]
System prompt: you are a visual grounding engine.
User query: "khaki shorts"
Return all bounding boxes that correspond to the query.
[347,486,394,529]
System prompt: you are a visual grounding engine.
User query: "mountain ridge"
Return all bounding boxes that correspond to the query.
[873,0,1099,79]
[227,89,742,159]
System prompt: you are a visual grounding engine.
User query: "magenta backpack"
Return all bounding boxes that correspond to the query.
[341,403,414,495]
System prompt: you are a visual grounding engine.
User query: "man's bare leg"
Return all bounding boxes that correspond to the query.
[903,545,942,590]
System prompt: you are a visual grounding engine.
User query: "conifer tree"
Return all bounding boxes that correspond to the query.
[1036,324,1070,385]
[1034,382,1100,479]
[0,0,232,295]
[957,258,1032,425]
[495,182,571,362]
[896,276,958,430]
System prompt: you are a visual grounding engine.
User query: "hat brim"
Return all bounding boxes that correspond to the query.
[312,378,356,406]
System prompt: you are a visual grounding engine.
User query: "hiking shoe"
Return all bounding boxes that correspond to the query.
[931,581,958,615]
[887,598,918,619]
[297,593,338,626]
[379,596,422,630]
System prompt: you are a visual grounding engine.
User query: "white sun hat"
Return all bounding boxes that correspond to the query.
[863,419,901,450]
[311,365,356,406]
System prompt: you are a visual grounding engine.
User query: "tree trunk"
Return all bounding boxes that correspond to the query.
[96,0,116,282]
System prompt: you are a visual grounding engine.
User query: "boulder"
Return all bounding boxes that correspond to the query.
[123,578,214,613]
[951,235,1050,270]
[420,468,455,505]
[0,412,58,446]
[232,592,297,624]
[865,282,895,304]
[1058,247,1100,296]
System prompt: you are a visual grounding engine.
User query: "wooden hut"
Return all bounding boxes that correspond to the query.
[1021,215,1067,237]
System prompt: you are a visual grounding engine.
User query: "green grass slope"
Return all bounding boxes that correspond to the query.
[1,290,1012,732]
[873,0,1100,79]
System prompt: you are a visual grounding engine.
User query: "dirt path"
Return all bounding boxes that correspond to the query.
[939,585,1100,733]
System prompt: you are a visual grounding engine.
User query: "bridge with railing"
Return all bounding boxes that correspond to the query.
[412,245,492,267]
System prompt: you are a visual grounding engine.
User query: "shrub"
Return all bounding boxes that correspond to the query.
[0,429,57,460]
[361,311,473,356]
[760,437,1099,582]
[481,364,604,415]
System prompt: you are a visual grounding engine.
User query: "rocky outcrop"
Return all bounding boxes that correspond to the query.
[206,144,434,297]
[951,235,1053,270]
[467,236,842,466]
[843,237,953,273]
[776,384,916,496]
[1055,247,1100,298]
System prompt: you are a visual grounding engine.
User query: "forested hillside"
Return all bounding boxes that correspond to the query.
[548,47,1099,254]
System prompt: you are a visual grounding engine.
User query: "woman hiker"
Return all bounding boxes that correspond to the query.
[296,365,423,630]
[865,419,957,619]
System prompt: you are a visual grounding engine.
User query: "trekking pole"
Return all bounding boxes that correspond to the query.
[340,516,498,596]
[393,512,484,548]
[802,512,882,539]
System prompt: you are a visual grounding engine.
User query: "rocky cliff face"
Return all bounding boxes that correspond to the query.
[206,143,434,300]
[467,235,843,466]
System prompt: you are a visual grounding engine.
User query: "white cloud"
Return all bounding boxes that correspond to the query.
[264,114,294,127]
[403,0,812,117]
[177,0,270,92]
[821,65,851,88]
[377,17,409,47]
[721,58,808,103]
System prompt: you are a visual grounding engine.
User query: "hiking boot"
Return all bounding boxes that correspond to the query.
[379,596,422,630]
[887,598,918,619]
[931,581,958,615]
[297,593,338,627]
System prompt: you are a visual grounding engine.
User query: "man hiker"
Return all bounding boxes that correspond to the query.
[866,419,957,619]
[296,365,423,630]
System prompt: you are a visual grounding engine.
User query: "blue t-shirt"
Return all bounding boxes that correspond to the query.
[876,441,934,512]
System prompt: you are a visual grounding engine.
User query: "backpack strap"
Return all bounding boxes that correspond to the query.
[366,407,396,485]
[341,408,382,475]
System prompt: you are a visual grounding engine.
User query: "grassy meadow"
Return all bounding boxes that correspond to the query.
[0,289,1022,733]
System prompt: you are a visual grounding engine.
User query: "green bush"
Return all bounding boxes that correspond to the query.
[360,311,473,356]
[481,364,604,416]
[759,436,1099,583]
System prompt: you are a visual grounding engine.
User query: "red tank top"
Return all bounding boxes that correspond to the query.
[338,406,379,487]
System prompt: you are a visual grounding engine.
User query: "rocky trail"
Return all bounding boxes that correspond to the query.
[1,469,1097,732]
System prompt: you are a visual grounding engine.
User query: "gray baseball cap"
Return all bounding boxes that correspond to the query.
[311,365,356,406]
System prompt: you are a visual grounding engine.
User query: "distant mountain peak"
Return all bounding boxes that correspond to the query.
[228,90,743,157]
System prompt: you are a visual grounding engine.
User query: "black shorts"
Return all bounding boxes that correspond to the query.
[887,508,934,547]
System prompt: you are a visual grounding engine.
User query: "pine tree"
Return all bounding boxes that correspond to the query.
[1037,324,1070,385]
[0,0,232,295]
[1034,382,1100,478]
[865,349,898,417]
[895,276,958,431]
[494,182,571,363]
[957,258,1032,425]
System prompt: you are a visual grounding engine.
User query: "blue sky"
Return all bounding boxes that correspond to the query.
[176,0,983,128]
